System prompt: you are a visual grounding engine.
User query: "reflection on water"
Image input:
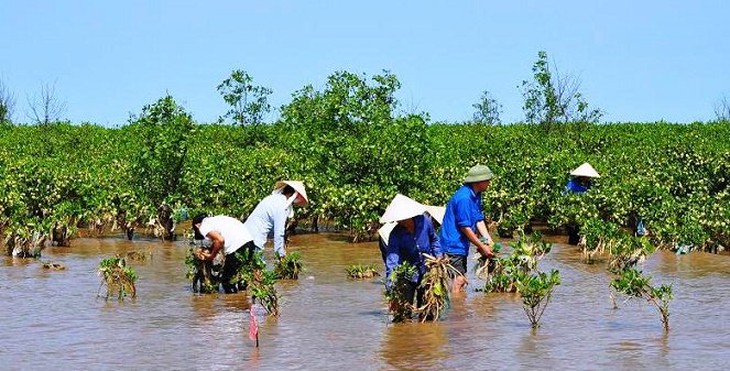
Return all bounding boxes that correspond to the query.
[1,234,729,369]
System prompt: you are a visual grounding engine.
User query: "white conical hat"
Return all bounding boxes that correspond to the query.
[570,163,601,178]
[274,180,309,204]
[378,222,397,241]
[424,205,446,225]
[379,194,427,224]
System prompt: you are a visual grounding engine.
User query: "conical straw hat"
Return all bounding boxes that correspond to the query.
[378,222,397,242]
[570,163,600,178]
[379,194,427,224]
[274,180,309,204]
[424,205,446,225]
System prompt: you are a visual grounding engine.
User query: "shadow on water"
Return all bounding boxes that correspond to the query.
[1,234,729,369]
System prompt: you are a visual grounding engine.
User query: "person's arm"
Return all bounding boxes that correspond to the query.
[205,230,225,261]
[476,220,493,245]
[459,226,494,258]
[384,235,401,290]
[273,206,288,258]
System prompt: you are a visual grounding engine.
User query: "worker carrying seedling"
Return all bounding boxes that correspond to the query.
[380,194,442,319]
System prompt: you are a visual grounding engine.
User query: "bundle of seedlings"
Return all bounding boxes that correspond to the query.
[417,254,457,322]
[515,269,561,329]
[478,234,551,293]
[346,264,380,279]
[474,242,503,280]
[184,245,221,294]
[274,251,304,279]
[240,250,280,316]
[98,256,137,301]
[384,262,418,323]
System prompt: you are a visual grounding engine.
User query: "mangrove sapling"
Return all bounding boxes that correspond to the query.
[515,269,561,329]
[384,262,418,323]
[98,256,138,301]
[417,254,457,322]
[610,268,673,331]
[274,251,304,279]
[248,269,280,317]
[474,243,503,280]
[346,264,381,279]
[241,250,280,316]
[478,235,551,293]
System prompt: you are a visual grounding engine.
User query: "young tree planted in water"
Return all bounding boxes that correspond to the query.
[98,256,138,301]
[610,267,673,331]
[185,246,221,294]
[515,269,561,329]
[478,234,551,293]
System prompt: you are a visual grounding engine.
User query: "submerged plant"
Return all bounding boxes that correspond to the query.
[274,251,304,279]
[41,260,66,270]
[417,254,456,322]
[126,249,152,262]
[346,264,381,279]
[515,269,561,329]
[98,256,137,301]
[611,267,673,331]
[384,262,418,323]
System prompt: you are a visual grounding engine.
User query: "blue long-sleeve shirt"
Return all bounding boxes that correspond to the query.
[564,178,590,194]
[384,214,441,288]
[439,184,484,256]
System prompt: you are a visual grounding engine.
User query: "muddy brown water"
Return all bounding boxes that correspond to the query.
[1,233,729,370]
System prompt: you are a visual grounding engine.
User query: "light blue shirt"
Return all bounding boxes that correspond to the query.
[242,193,292,256]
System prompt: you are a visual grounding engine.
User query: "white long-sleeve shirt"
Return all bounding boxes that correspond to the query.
[198,215,252,255]
[242,193,292,256]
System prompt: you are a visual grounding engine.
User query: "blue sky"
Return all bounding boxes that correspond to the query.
[1,0,728,126]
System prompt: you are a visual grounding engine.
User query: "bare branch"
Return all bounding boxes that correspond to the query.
[27,82,66,125]
[0,79,15,123]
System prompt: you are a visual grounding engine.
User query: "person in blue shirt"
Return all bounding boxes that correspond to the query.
[564,163,601,244]
[439,164,497,294]
[380,194,442,313]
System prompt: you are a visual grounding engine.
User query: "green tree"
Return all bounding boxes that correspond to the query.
[472,90,502,125]
[217,70,272,126]
[127,95,195,240]
[521,51,602,131]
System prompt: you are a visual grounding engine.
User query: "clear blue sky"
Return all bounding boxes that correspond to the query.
[1,0,728,126]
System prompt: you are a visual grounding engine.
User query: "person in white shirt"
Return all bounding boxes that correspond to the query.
[192,214,254,293]
[191,181,309,293]
[243,180,309,259]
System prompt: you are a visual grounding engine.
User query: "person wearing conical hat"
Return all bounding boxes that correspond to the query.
[378,203,445,263]
[564,162,600,195]
[564,163,600,245]
[379,194,442,313]
[243,180,309,259]
[439,164,497,294]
